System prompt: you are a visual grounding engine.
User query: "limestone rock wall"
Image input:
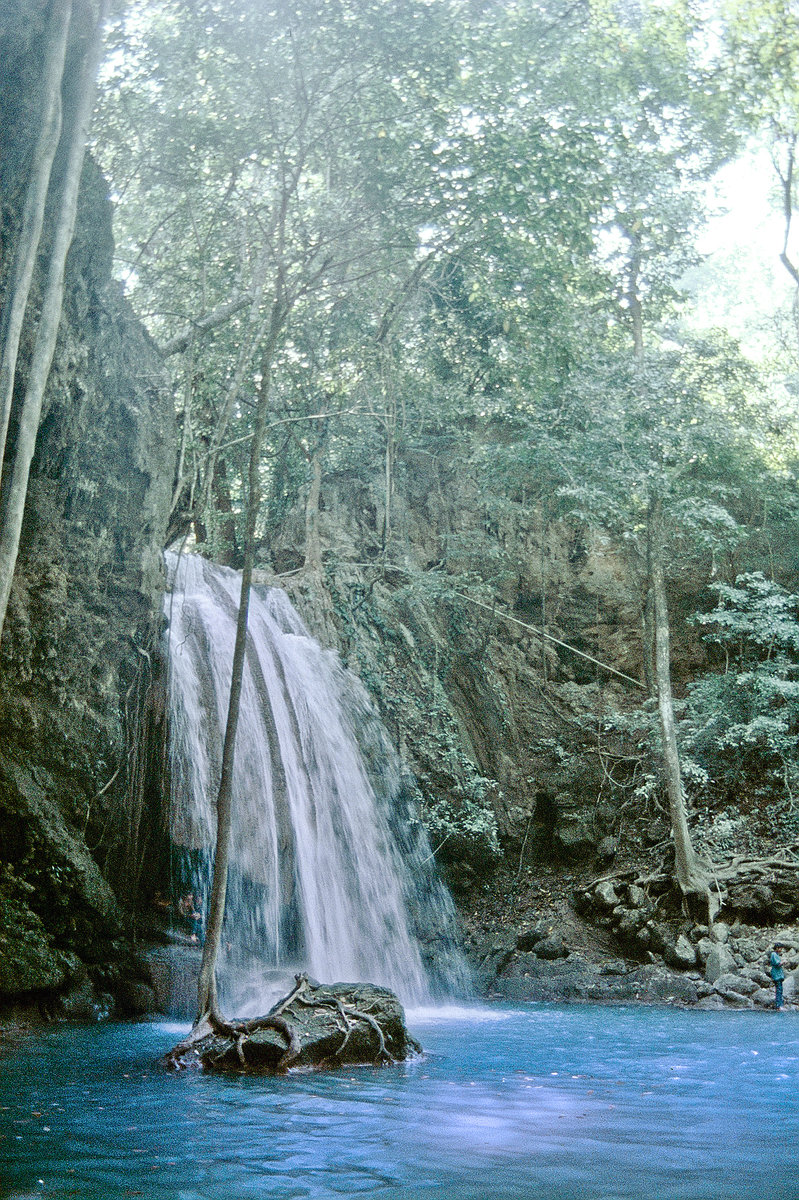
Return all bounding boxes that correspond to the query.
[0,2,176,1002]
[268,450,654,894]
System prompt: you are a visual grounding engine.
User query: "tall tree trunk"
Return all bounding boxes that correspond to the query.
[641,588,655,695]
[0,0,108,641]
[383,424,394,550]
[195,301,287,1026]
[648,495,708,900]
[303,446,323,574]
[625,226,645,359]
[0,0,72,465]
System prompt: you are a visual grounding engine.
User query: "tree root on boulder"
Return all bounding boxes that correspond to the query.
[577,847,799,950]
[162,974,421,1073]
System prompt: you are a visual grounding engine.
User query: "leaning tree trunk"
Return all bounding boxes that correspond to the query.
[0,0,109,642]
[195,301,287,1027]
[648,495,710,904]
[0,0,72,465]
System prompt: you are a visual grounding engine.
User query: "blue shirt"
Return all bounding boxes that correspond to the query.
[770,951,785,982]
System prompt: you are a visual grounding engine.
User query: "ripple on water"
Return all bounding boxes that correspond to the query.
[0,1006,797,1200]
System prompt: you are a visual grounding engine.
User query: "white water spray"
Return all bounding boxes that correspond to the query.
[164,551,468,1010]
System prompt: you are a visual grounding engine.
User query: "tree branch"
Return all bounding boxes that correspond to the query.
[158,290,256,357]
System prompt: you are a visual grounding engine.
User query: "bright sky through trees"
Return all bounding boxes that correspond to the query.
[687,141,796,358]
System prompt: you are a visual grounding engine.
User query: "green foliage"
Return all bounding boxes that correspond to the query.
[408,690,502,869]
[95,0,760,567]
[684,573,799,801]
[722,0,799,128]
[693,572,799,655]
[422,792,501,872]
[547,335,790,581]
[88,1,799,856]
[0,865,66,994]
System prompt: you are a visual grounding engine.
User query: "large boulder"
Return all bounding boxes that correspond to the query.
[594,881,620,910]
[165,976,421,1073]
[705,943,737,984]
[664,935,697,970]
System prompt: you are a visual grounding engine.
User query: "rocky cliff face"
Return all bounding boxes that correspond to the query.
[265,448,799,1008]
[269,450,658,887]
[267,440,789,879]
[0,2,175,1007]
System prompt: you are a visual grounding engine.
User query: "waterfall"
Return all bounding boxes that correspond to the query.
[163,551,469,1011]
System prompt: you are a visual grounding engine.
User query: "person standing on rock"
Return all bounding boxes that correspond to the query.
[769,943,786,1010]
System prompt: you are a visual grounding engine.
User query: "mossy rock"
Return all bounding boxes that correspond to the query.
[165,976,422,1074]
[0,889,66,994]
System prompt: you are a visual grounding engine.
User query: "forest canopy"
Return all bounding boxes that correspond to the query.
[88,0,799,882]
[92,0,798,544]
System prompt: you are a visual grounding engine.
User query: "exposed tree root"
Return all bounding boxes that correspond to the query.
[163,975,408,1072]
[342,1005,395,1064]
[293,991,395,1063]
[586,847,799,927]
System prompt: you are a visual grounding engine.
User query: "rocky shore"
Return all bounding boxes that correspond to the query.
[479,937,796,1010]
[464,864,797,1010]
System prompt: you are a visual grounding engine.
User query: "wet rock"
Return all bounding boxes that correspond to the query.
[627,884,647,910]
[55,978,115,1021]
[646,922,671,955]
[491,958,602,1002]
[713,973,757,997]
[501,952,539,978]
[116,979,158,1016]
[696,994,726,1010]
[596,836,618,862]
[630,966,700,1005]
[534,935,568,960]
[479,936,517,977]
[491,958,704,1006]
[598,960,629,976]
[745,970,772,991]
[616,910,643,938]
[713,987,753,1008]
[736,937,769,967]
[554,809,597,859]
[0,892,69,995]
[695,937,713,965]
[516,924,549,952]
[0,15,176,1001]
[633,927,652,950]
[709,922,730,944]
[165,977,420,1073]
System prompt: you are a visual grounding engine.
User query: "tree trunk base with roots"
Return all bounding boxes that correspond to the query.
[162,975,422,1073]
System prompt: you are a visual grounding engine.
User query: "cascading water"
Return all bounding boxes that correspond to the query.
[163,550,469,1011]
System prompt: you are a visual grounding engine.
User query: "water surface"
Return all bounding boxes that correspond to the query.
[1,1004,796,1199]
